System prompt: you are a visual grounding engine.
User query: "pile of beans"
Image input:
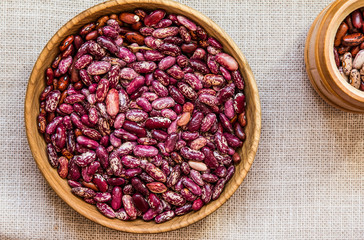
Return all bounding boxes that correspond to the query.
[37,9,247,223]
[334,9,364,90]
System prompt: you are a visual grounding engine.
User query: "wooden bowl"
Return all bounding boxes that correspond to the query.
[25,0,261,233]
[305,0,364,113]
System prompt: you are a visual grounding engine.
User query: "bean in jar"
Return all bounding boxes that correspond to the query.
[334,8,364,90]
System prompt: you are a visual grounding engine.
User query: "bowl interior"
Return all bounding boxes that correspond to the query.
[327,0,364,102]
[25,0,261,233]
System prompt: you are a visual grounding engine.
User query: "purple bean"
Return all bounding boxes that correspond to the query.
[212,179,226,200]
[159,56,176,70]
[182,177,202,196]
[145,162,167,182]
[122,195,137,219]
[94,192,112,203]
[175,203,192,216]
[155,210,175,223]
[180,188,197,201]
[133,193,149,213]
[190,169,204,186]
[145,117,171,129]
[151,129,168,141]
[152,80,169,97]
[115,208,130,220]
[162,191,186,206]
[129,61,157,74]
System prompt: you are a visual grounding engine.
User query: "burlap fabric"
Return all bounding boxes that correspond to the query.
[1,0,363,239]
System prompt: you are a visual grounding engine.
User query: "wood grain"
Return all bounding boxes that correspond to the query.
[25,0,261,233]
[305,0,364,113]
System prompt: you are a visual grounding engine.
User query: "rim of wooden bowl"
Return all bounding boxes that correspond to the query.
[25,0,261,233]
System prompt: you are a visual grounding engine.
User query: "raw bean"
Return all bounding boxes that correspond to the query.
[201,183,212,204]
[168,86,185,104]
[115,208,130,221]
[190,59,210,74]
[145,163,167,182]
[181,42,198,53]
[181,131,199,141]
[235,122,246,141]
[232,152,241,164]
[159,56,176,70]
[182,177,202,196]
[117,47,137,63]
[93,174,108,192]
[145,117,171,129]
[350,69,361,89]
[177,15,197,31]
[161,109,177,120]
[119,12,140,24]
[140,27,155,36]
[189,161,208,172]
[152,97,176,110]
[201,173,219,183]
[180,188,197,201]
[148,193,161,209]
[133,193,149,213]
[153,27,179,38]
[123,121,147,138]
[190,169,204,186]
[335,22,349,47]
[143,208,160,221]
[192,198,204,211]
[166,165,181,187]
[157,43,181,56]
[146,182,168,193]
[94,192,112,203]
[167,65,184,79]
[122,195,137,219]
[105,89,119,117]
[225,165,235,181]
[342,33,364,46]
[144,9,166,26]
[129,61,157,74]
[184,73,203,90]
[353,50,364,69]
[97,202,116,218]
[234,93,246,114]
[71,187,95,198]
[162,191,186,206]
[145,36,164,49]
[152,80,169,97]
[57,156,69,178]
[342,52,353,75]
[180,147,205,161]
[73,151,96,167]
[201,147,219,169]
[175,204,192,216]
[125,109,148,122]
[198,93,218,106]
[215,53,238,71]
[212,179,226,200]
[131,177,149,196]
[224,99,235,119]
[155,210,175,223]
[188,111,204,132]
[45,90,61,113]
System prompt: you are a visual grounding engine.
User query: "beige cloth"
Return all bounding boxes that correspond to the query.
[1,0,364,239]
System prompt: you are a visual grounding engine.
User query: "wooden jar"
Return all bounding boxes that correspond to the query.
[305,0,364,113]
[24,0,261,233]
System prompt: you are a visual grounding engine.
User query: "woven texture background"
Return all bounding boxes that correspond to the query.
[1,0,364,239]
